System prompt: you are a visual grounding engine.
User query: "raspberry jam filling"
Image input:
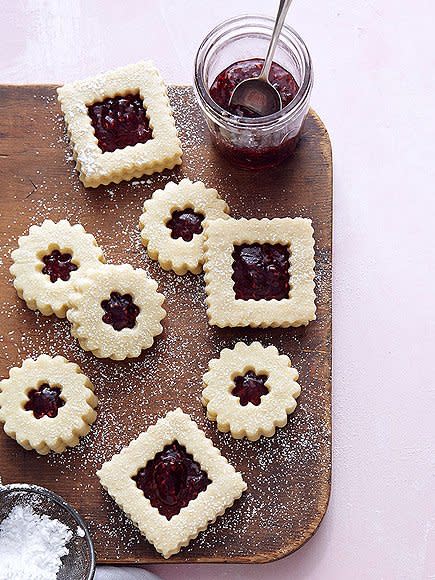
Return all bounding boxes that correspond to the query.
[42,249,78,283]
[232,243,291,301]
[101,292,140,331]
[166,208,205,242]
[209,58,299,119]
[88,94,153,153]
[208,59,301,169]
[232,371,269,406]
[24,384,65,419]
[133,441,211,520]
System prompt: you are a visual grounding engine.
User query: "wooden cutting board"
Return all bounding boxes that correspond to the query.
[0,85,332,564]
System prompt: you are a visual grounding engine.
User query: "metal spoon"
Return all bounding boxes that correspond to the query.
[229,0,294,117]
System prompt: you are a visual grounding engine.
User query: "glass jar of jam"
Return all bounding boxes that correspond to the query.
[194,15,313,170]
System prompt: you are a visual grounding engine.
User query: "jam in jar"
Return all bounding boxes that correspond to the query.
[209,58,299,118]
[194,16,313,169]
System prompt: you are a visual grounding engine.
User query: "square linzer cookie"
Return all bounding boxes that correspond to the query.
[203,217,316,328]
[57,61,182,187]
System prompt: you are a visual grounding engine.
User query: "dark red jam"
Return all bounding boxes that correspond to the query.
[88,94,153,153]
[101,292,140,331]
[24,384,65,419]
[166,208,205,242]
[210,58,299,118]
[232,243,290,301]
[42,250,78,283]
[133,441,211,520]
[232,371,269,406]
[209,59,301,169]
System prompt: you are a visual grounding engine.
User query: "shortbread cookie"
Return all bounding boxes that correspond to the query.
[203,217,316,327]
[67,264,166,360]
[202,342,300,441]
[97,408,246,559]
[10,219,105,318]
[0,355,97,455]
[139,178,230,275]
[57,61,182,187]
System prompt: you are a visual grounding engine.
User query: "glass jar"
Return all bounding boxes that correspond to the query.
[194,15,313,170]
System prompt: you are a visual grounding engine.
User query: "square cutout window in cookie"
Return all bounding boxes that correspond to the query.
[232,243,291,301]
[88,94,153,153]
[133,440,211,520]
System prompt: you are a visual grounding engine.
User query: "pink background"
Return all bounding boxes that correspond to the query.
[1,1,434,578]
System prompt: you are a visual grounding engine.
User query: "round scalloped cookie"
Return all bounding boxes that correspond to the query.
[10,219,105,318]
[0,355,98,455]
[139,178,230,275]
[202,341,300,441]
[67,264,166,360]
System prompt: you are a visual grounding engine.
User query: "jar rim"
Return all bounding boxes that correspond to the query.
[194,14,313,130]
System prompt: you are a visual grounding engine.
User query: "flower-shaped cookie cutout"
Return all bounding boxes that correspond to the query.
[0,355,98,455]
[139,179,230,275]
[202,342,301,441]
[97,408,246,558]
[10,219,105,318]
[67,264,166,360]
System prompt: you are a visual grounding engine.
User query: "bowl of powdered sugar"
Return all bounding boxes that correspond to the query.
[0,483,95,580]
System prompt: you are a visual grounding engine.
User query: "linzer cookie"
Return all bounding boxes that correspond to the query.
[0,355,98,455]
[203,217,316,328]
[67,264,166,360]
[202,341,301,440]
[57,61,182,187]
[97,408,246,558]
[139,178,230,275]
[10,219,105,318]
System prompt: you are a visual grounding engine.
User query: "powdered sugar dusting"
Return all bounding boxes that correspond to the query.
[0,86,331,562]
[0,504,73,579]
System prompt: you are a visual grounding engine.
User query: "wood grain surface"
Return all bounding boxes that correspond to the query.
[0,85,332,564]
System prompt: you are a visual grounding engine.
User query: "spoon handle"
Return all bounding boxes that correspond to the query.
[260,0,294,81]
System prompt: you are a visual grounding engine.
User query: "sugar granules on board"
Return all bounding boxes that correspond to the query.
[0,504,73,580]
